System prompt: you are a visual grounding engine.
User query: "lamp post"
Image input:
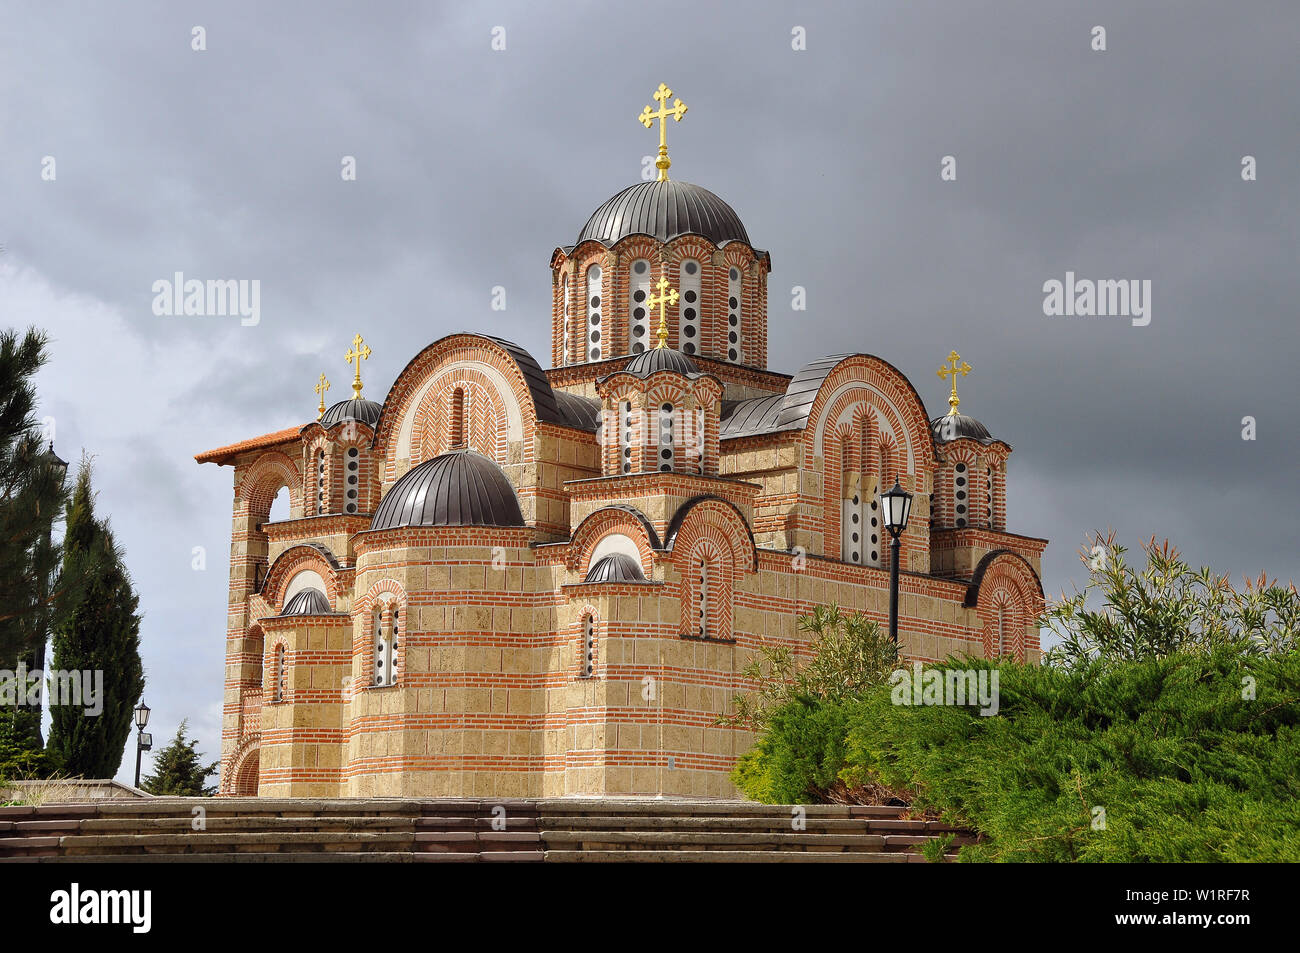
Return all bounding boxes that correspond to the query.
[880,480,914,647]
[133,700,152,788]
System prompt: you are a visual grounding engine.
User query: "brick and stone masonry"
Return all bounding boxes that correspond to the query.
[196,173,1046,799]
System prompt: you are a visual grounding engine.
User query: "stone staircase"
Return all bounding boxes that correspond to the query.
[0,798,975,863]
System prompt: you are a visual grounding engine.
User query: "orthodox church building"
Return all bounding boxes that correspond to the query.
[197,87,1047,798]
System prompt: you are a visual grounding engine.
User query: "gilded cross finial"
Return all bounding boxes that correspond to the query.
[638,83,687,182]
[315,373,331,420]
[646,275,679,349]
[344,333,372,400]
[937,350,972,416]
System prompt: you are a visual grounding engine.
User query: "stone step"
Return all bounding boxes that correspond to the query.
[72,815,530,833]
[538,815,880,832]
[60,831,426,854]
[544,849,916,863]
[542,830,891,850]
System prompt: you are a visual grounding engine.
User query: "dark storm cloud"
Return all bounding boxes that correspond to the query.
[2,0,1296,776]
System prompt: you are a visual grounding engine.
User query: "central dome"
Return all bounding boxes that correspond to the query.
[576,180,750,247]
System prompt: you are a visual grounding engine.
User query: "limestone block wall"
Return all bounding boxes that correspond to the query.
[345,526,555,798]
[256,615,351,798]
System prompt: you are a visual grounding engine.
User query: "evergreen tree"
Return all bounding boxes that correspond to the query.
[0,328,69,658]
[45,460,145,778]
[139,720,217,796]
[0,327,78,765]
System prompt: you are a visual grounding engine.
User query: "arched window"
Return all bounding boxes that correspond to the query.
[562,275,572,364]
[273,645,286,702]
[658,402,675,472]
[390,607,400,686]
[984,465,994,528]
[344,447,360,514]
[586,265,603,361]
[678,259,701,355]
[954,462,969,528]
[450,387,466,449]
[628,259,650,353]
[580,614,595,678]
[315,449,327,516]
[997,604,1008,658]
[618,400,633,474]
[841,464,881,566]
[694,556,711,638]
[684,406,705,474]
[726,266,742,362]
[373,606,395,687]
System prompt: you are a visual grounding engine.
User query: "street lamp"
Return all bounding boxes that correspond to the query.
[43,441,69,486]
[880,480,914,647]
[133,700,152,788]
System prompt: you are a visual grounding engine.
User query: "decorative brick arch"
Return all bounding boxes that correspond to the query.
[262,544,344,609]
[569,506,661,577]
[802,355,938,480]
[411,367,511,464]
[372,334,548,481]
[237,451,302,518]
[225,734,261,796]
[354,579,408,691]
[968,551,1045,662]
[667,497,756,641]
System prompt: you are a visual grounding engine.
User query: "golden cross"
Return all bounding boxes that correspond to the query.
[638,83,687,182]
[344,333,372,400]
[937,350,972,416]
[314,373,331,419]
[646,275,679,349]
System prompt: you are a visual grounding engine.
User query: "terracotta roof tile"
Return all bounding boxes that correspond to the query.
[195,426,303,465]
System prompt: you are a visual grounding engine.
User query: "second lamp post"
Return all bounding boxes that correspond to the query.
[880,480,914,646]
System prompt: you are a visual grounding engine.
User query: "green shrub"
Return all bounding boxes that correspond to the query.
[734,650,1300,861]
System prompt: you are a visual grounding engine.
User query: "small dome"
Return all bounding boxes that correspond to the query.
[576,180,750,247]
[931,413,996,445]
[321,398,382,428]
[584,552,647,584]
[371,450,525,531]
[280,588,333,616]
[623,347,700,378]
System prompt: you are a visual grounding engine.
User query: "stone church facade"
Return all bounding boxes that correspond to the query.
[198,139,1047,799]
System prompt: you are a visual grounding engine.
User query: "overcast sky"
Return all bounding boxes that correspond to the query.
[2,0,1296,783]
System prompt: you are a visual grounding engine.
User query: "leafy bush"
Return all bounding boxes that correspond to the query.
[734,650,1300,861]
[720,604,898,732]
[1046,533,1299,667]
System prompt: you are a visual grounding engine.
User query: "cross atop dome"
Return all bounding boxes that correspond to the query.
[937,350,972,416]
[638,83,688,182]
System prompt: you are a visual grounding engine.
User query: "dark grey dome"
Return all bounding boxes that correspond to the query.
[371,450,525,531]
[576,180,750,247]
[584,552,647,584]
[321,398,383,428]
[623,347,700,378]
[931,413,996,445]
[280,588,333,616]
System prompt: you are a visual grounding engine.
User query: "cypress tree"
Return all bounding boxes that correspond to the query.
[0,327,70,660]
[139,720,217,796]
[0,327,76,769]
[45,460,145,778]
